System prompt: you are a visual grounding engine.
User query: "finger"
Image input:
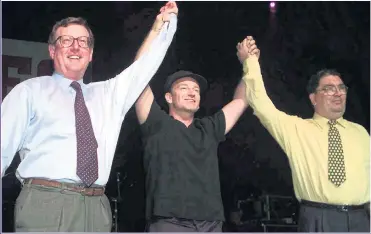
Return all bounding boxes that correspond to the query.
[242,38,248,49]
[165,8,177,14]
[166,1,176,9]
[160,6,165,13]
[237,43,242,51]
[246,36,253,41]
[239,42,244,50]
[252,48,260,55]
[249,45,257,53]
[163,2,178,14]
[249,40,256,46]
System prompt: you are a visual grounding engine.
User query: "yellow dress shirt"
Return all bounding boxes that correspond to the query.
[242,57,370,205]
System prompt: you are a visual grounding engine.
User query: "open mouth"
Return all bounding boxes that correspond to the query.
[67,55,82,60]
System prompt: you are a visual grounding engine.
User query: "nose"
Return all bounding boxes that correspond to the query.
[187,90,196,97]
[71,39,80,50]
[333,88,342,96]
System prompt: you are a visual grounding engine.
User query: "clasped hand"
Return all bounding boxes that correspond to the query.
[236,36,260,63]
[152,1,178,32]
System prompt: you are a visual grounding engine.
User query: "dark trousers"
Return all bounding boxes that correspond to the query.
[14,183,112,232]
[147,216,223,232]
[298,200,370,232]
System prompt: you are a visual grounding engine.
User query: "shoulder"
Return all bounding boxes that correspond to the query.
[86,80,106,89]
[303,117,318,125]
[10,76,52,92]
[196,110,226,141]
[198,110,225,124]
[344,119,370,136]
[141,101,169,130]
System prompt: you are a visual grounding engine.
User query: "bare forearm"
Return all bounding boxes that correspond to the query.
[135,85,154,124]
[221,80,249,134]
[233,80,249,109]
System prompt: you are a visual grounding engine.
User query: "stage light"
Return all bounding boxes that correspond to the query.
[269,2,277,13]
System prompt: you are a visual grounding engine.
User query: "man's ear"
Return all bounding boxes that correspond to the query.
[309,93,316,106]
[165,92,172,104]
[48,45,56,59]
[89,48,93,62]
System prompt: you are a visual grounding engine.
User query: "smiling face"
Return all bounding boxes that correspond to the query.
[165,77,201,115]
[309,75,347,120]
[48,24,93,81]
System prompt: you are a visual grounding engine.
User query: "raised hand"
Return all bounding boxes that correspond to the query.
[236,36,260,63]
[152,1,178,32]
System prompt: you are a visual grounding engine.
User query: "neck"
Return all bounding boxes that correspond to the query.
[315,111,343,121]
[169,110,194,127]
[55,69,84,81]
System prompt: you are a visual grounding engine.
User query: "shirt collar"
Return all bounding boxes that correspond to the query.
[52,72,87,92]
[313,113,347,129]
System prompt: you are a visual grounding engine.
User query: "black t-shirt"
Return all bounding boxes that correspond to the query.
[140,101,226,221]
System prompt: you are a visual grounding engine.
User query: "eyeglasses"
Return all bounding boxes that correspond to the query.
[316,84,348,96]
[54,35,92,48]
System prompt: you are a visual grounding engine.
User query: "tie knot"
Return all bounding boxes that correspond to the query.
[328,120,337,126]
[70,81,82,92]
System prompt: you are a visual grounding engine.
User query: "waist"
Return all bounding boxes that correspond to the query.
[301,199,368,212]
[16,165,109,185]
[24,178,105,196]
[150,196,225,221]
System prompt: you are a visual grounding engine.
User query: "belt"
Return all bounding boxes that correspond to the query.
[301,199,368,212]
[24,178,105,196]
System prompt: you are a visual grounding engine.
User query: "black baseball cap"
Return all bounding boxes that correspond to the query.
[164,70,208,94]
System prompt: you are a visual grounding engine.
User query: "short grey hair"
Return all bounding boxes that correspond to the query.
[48,17,95,48]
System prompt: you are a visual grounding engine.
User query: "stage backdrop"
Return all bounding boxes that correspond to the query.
[2,38,92,99]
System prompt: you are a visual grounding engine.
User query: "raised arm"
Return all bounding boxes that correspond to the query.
[134,2,177,124]
[105,1,178,118]
[221,80,249,134]
[236,36,301,152]
[135,86,154,124]
[135,1,178,61]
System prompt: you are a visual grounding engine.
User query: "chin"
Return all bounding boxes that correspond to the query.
[331,110,345,118]
[67,64,85,70]
[332,106,345,112]
[185,107,199,113]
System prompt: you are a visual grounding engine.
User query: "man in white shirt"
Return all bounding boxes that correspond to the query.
[1,2,178,232]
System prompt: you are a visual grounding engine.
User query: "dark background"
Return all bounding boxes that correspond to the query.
[2,1,370,232]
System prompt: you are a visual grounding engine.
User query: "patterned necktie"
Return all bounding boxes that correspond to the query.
[71,81,98,187]
[328,120,346,187]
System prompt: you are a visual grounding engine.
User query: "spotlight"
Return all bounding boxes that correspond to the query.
[269,2,277,13]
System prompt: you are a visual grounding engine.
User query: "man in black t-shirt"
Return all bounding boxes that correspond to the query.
[135,69,248,232]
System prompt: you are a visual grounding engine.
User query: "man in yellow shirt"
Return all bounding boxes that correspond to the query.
[236,36,370,232]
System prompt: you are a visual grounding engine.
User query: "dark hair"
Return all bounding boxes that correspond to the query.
[306,69,342,94]
[48,17,95,48]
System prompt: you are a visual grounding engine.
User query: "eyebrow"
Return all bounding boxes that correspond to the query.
[178,84,199,88]
[321,84,345,87]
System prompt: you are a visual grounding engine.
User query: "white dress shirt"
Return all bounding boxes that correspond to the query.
[1,15,177,186]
